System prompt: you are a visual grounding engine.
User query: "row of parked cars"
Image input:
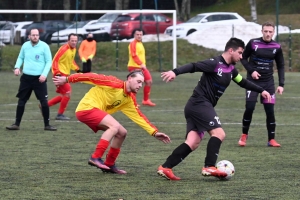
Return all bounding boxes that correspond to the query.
[0,12,246,45]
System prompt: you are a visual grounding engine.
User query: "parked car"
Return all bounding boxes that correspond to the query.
[51,20,97,44]
[85,13,121,42]
[25,20,72,44]
[0,21,14,43]
[110,13,179,40]
[165,12,246,38]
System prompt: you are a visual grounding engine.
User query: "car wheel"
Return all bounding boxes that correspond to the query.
[46,35,52,44]
[187,29,196,36]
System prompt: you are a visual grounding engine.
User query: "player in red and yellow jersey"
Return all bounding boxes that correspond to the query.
[128,29,156,106]
[48,33,81,120]
[52,70,171,174]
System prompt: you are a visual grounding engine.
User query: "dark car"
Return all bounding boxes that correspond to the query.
[25,20,72,44]
[110,13,179,40]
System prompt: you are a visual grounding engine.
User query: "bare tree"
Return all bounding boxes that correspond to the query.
[63,0,71,21]
[173,0,180,20]
[249,0,257,23]
[174,0,191,21]
[81,0,87,20]
[115,0,130,10]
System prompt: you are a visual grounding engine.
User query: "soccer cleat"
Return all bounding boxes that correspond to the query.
[101,165,127,174]
[157,165,181,180]
[55,114,70,120]
[88,157,110,170]
[268,139,281,147]
[44,125,57,131]
[202,166,227,178]
[238,134,248,146]
[6,124,20,130]
[142,99,156,106]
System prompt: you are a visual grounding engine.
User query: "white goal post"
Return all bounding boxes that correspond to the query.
[0,9,177,69]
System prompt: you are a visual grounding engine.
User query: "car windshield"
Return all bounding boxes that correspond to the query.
[114,15,132,22]
[67,21,87,29]
[186,15,206,23]
[2,23,13,30]
[97,13,120,23]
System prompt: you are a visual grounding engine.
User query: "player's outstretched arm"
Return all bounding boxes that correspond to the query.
[161,71,176,82]
[154,132,171,144]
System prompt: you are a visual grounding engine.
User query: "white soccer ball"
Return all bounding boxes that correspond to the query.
[216,160,235,180]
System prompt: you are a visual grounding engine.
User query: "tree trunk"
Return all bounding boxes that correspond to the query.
[115,0,122,10]
[36,0,42,21]
[173,0,180,20]
[249,0,257,23]
[81,0,87,20]
[63,0,71,21]
[186,0,191,20]
[180,0,188,21]
[123,0,130,9]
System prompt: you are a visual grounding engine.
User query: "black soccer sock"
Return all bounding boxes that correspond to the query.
[204,137,222,167]
[15,99,26,126]
[162,143,192,169]
[40,101,50,126]
[242,101,256,135]
[264,104,276,141]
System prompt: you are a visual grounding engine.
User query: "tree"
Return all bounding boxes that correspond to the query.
[63,0,71,21]
[174,0,191,21]
[36,0,43,21]
[115,0,130,10]
[249,0,257,23]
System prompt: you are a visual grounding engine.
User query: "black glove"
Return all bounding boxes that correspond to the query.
[77,70,82,73]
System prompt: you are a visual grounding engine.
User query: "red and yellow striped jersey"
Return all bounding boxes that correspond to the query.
[67,73,158,136]
[52,43,80,76]
[127,39,145,68]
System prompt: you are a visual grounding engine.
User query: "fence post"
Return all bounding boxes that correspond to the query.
[288,24,292,71]
[232,24,234,37]
[115,23,119,71]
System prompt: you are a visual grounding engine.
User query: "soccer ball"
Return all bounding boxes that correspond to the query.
[216,160,235,180]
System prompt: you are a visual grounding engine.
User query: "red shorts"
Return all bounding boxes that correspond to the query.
[56,83,71,95]
[76,108,108,133]
[128,67,152,81]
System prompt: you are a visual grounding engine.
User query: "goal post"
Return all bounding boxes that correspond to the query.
[0,9,177,69]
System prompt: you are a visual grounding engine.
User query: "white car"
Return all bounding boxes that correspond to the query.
[165,12,246,38]
[51,20,97,43]
[85,13,121,41]
[0,21,32,44]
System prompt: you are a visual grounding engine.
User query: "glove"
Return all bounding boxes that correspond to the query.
[81,58,87,62]
[76,70,82,73]
[88,54,94,59]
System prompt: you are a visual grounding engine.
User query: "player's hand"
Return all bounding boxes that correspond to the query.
[261,90,271,103]
[251,71,261,79]
[88,54,94,60]
[14,68,21,76]
[154,132,171,144]
[39,75,46,83]
[161,71,176,82]
[53,76,67,86]
[276,86,284,95]
[82,58,87,62]
[140,64,146,69]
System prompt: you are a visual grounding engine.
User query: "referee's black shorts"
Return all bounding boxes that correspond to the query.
[16,73,48,101]
[184,99,222,136]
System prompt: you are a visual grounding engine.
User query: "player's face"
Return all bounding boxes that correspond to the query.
[134,31,143,42]
[262,26,274,42]
[231,47,244,63]
[29,29,39,44]
[68,35,78,48]
[128,74,144,93]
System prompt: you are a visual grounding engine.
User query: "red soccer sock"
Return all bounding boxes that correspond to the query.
[104,147,121,167]
[92,139,110,159]
[48,96,62,107]
[143,85,151,101]
[58,96,70,114]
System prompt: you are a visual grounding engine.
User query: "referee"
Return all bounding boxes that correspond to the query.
[6,29,56,131]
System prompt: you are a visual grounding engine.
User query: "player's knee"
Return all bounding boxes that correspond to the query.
[264,104,274,116]
[40,100,48,107]
[17,99,27,106]
[245,101,256,111]
[115,126,127,138]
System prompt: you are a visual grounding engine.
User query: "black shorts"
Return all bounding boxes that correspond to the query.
[184,99,222,136]
[16,74,48,101]
[245,80,275,104]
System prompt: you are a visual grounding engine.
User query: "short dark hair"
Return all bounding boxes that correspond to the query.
[262,21,275,29]
[29,28,39,35]
[224,37,245,51]
[126,69,144,79]
[68,33,78,40]
[133,29,143,35]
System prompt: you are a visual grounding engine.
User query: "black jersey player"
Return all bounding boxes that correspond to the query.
[156,37,271,180]
[238,22,285,147]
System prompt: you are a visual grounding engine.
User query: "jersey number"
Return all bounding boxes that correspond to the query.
[214,116,221,125]
[247,90,251,98]
[254,45,258,51]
